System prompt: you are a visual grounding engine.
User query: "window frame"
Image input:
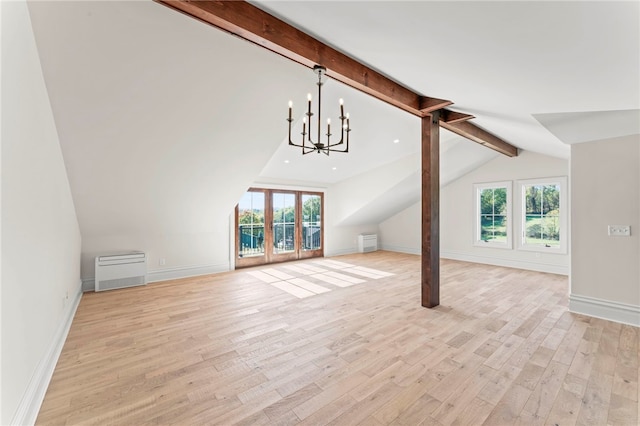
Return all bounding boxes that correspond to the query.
[517,176,567,254]
[235,188,324,268]
[473,181,513,249]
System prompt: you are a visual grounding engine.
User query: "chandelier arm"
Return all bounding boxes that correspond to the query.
[325,137,343,148]
[287,118,300,148]
[344,128,350,153]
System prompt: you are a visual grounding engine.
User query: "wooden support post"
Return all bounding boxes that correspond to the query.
[422,111,440,308]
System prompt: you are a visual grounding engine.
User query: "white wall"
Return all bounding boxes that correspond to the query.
[25,1,316,288]
[322,157,418,255]
[378,201,422,254]
[380,150,570,274]
[1,1,82,423]
[570,135,640,326]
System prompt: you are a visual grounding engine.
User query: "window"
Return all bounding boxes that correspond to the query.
[235,189,323,268]
[518,177,567,253]
[474,181,512,248]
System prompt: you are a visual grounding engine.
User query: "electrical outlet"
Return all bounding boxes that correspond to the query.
[608,225,631,237]
[159,258,166,266]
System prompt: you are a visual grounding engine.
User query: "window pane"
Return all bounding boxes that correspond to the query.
[302,194,321,251]
[238,191,265,258]
[481,215,507,243]
[493,188,507,215]
[480,189,495,215]
[480,215,494,241]
[525,185,542,215]
[524,214,542,244]
[273,193,296,254]
[542,184,560,215]
[492,215,507,242]
[540,216,560,246]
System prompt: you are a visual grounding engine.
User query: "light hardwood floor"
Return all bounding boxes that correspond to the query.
[37,252,639,425]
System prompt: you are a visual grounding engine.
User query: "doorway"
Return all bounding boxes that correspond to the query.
[235,189,323,268]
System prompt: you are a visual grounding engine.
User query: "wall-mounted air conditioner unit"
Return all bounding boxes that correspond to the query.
[95,252,147,292]
[358,234,378,253]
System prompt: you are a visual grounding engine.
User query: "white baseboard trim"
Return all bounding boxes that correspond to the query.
[146,262,230,283]
[11,281,83,426]
[380,244,421,256]
[440,249,569,275]
[325,248,359,257]
[81,278,94,292]
[569,294,640,327]
[81,263,231,291]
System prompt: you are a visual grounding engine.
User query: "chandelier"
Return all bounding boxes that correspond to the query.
[287,65,351,155]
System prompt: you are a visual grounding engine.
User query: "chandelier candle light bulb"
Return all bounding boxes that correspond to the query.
[287,65,351,155]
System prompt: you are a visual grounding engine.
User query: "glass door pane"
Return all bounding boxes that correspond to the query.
[237,191,265,258]
[272,192,296,255]
[302,194,322,251]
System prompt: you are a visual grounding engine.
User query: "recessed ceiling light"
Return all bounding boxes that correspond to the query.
[284,160,290,164]
[332,166,337,170]
[393,139,400,144]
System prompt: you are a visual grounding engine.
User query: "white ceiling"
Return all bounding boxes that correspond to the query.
[25,0,639,236]
[28,1,640,189]
[253,0,639,161]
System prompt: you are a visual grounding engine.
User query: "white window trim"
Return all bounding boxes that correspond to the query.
[517,176,567,254]
[473,181,513,249]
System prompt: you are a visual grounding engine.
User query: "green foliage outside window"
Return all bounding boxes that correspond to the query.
[524,184,560,246]
[480,187,508,243]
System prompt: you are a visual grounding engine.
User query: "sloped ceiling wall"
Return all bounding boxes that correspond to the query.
[330,138,497,227]
[27,1,314,275]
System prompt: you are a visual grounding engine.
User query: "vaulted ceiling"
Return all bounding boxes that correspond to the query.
[26,1,639,235]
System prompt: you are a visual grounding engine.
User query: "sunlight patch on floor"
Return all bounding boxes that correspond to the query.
[247,260,393,298]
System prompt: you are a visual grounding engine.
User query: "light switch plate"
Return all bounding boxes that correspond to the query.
[608,225,631,237]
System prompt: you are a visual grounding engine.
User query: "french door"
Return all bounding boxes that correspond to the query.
[235,189,323,268]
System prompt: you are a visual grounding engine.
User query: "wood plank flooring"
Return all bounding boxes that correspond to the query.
[36,252,639,425]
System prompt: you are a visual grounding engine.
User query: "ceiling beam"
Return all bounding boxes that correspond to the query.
[419,96,453,113]
[440,109,475,124]
[440,120,518,157]
[156,0,439,116]
[155,0,518,157]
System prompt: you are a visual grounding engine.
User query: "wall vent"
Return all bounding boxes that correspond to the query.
[95,252,146,292]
